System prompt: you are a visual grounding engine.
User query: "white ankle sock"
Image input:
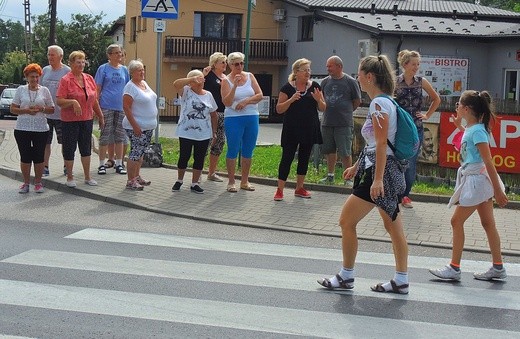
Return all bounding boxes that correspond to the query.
[116,159,123,166]
[381,271,408,291]
[329,267,354,287]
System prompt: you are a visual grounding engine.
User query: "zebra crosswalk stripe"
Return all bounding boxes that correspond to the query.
[1,228,519,338]
[66,228,520,276]
[0,279,517,338]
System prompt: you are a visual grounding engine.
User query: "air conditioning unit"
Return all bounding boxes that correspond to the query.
[358,39,378,59]
[273,8,286,22]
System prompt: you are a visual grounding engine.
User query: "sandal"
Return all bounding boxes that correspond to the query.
[370,279,409,294]
[97,165,106,175]
[317,274,354,290]
[226,184,237,193]
[240,182,255,191]
[104,159,115,168]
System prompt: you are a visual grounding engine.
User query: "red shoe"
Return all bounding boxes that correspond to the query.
[274,189,284,201]
[294,187,311,199]
[401,196,413,208]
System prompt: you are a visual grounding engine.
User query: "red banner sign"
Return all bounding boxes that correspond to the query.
[439,112,520,173]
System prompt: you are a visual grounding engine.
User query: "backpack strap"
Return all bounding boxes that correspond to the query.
[375,94,398,153]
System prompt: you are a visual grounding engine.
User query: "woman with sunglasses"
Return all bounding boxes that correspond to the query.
[220,52,263,193]
[273,58,325,201]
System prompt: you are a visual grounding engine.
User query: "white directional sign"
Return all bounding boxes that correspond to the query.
[142,0,178,20]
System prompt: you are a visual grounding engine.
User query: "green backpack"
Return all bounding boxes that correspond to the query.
[377,94,420,160]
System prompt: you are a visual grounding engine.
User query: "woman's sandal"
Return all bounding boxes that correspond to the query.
[105,159,115,168]
[317,274,354,290]
[227,184,237,193]
[370,280,409,294]
[240,182,255,191]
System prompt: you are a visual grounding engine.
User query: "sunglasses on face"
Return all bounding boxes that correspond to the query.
[233,62,244,67]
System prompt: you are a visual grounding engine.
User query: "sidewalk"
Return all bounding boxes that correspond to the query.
[1,129,519,256]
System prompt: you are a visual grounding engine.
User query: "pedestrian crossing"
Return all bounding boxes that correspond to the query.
[1,228,519,338]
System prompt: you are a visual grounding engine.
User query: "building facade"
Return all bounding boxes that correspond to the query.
[125,0,520,118]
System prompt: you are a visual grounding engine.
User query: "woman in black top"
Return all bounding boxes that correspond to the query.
[202,52,227,182]
[274,58,325,201]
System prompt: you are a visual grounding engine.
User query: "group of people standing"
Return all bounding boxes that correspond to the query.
[11,47,508,292]
[11,44,157,192]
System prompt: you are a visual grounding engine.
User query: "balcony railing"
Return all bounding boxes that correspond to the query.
[164,37,288,63]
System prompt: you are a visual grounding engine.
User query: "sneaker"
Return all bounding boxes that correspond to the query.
[97,165,107,175]
[126,178,144,191]
[294,187,311,198]
[429,265,461,281]
[344,179,353,187]
[84,179,98,186]
[18,183,30,194]
[65,180,77,188]
[274,188,284,201]
[34,182,44,193]
[43,167,49,177]
[473,267,507,281]
[136,176,151,186]
[171,181,183,192]
[115,165,127,175]
[207,173,223,182]
[190,184,204,194]
[401,196,413,208]
[319,175,334,185]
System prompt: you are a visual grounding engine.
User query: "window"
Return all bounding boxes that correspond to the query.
[193,12,241,39]
[504,69,519,100]
[298,15,314,41]
[130,16,137,42]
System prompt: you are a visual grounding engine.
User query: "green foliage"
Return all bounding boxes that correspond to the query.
[0,19,25,64]
[31,13,112,75]
[0,50,27,84]
[158,137,520,201]
[459,0,519,11]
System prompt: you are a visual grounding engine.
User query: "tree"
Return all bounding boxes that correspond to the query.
[0,50,27,84]
[461,1,520,11]
[31,13,112,75]
[0,19,25,64]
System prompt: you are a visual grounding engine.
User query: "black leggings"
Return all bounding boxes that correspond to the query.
[178,137,210,170]
[14,130,47,164]
[277,142,313,181]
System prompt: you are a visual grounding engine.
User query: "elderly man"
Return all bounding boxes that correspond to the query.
[319,55,361,185]
[40,45,70,176]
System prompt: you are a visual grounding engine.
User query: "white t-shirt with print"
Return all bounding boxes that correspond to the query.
[176,86,217,141]
[13,85,54,132]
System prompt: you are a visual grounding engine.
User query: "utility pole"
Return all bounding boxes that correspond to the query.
[49,0,57,46]
[244,0,253,71]
[23,0,32,63]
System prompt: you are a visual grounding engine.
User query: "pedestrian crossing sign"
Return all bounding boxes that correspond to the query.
[142,0,178,20]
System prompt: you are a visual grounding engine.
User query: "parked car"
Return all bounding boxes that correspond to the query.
[0,88,17,119]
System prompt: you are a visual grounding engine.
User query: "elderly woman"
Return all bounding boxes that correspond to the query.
[57,50,105,188]
[202,52,227,182]
[220,52,263,193]
[274,58,325,201]
[10,63,55,193]
[122,59,158,190]
[172,69,217,194]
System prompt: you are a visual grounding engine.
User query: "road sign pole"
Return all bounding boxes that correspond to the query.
[155,30,162,143]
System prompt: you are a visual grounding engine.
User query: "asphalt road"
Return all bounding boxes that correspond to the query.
[1,174,519,338]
